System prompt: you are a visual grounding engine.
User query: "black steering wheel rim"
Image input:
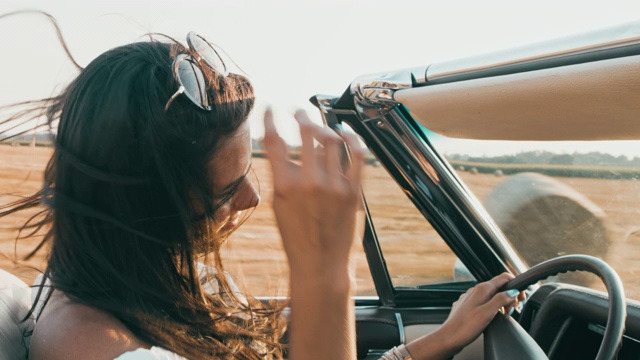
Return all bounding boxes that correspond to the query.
[485,254,627,360]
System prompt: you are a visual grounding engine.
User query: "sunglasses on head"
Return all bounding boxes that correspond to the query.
[164,32,228,112]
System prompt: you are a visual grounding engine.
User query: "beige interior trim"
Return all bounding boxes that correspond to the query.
[405,324,483,359]
[395,55,640,141]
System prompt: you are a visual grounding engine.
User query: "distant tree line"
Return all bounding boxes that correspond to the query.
[445,150,640,168]
[3,132,54,146]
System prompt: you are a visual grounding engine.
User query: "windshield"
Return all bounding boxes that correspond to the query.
[427,130,640,299]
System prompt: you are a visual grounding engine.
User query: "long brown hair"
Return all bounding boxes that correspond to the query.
[0,19,285,359]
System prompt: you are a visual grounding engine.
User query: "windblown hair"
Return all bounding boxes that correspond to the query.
[0,24,284,359]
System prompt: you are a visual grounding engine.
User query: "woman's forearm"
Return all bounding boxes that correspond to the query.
[262,108,364,360]
[288,269,355,360]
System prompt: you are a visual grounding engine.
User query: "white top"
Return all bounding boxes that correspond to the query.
[31,264,248,360]
[115,346,186,360]
[0,269,34,359]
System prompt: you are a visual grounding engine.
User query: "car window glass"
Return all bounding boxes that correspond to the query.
[360,149,476,289]
[428,132,640,299]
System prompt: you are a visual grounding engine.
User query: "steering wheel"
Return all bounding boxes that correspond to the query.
[483,254,627,360]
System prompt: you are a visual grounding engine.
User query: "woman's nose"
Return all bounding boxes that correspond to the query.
[231,178,260,211]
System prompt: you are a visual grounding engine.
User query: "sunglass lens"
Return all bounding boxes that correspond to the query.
[187,32,228,76]
[176,55,210,110]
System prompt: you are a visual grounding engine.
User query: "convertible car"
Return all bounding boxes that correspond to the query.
[307,21,640,360]
[1,20,640,360]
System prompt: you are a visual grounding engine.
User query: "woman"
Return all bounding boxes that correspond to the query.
[0,27,523,359]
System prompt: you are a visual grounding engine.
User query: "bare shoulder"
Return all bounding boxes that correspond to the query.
[29,292,147,360]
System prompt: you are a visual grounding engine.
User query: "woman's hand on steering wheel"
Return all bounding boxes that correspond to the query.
[406,273,526,359]
[445,273,526,350]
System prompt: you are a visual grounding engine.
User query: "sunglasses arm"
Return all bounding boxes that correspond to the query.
[164,85,186,112]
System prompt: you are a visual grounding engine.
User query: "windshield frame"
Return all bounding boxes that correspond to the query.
[314,97,528,306]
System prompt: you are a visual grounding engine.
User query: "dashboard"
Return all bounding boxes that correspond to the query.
[520,284,640,359]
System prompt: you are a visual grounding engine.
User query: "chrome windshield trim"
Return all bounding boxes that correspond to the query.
[353,105,527,276]
[426,21,640,82]
[389,108,527,274]
[350,67,427,109]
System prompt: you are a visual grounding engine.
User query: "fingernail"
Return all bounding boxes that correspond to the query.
[334,123,344,133]
[506,289,519,298]
[265,105,272,112]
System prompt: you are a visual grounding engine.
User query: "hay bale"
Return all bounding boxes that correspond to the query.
[469,167,478,174]
[458,165,466,171]
[494,169,503,177]
[483,172,609,286]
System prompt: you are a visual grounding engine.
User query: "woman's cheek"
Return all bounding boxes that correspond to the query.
[214,203,231,229]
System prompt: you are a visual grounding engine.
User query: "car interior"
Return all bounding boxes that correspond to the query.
[310,21,640,360]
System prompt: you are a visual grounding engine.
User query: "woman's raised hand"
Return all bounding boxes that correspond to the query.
[262,107,364,280]
[262,107,363,360]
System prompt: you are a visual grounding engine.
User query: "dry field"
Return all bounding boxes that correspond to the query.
[1,145,639,300]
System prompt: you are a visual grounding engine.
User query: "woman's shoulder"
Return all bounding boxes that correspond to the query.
[29,291,147,360]
[115,347,187,360]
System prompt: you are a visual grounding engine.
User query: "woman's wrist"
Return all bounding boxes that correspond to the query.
[290,265,353,296]
[405,326,463,360]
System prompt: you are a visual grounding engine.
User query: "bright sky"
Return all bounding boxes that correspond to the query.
[2,0,640,150]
